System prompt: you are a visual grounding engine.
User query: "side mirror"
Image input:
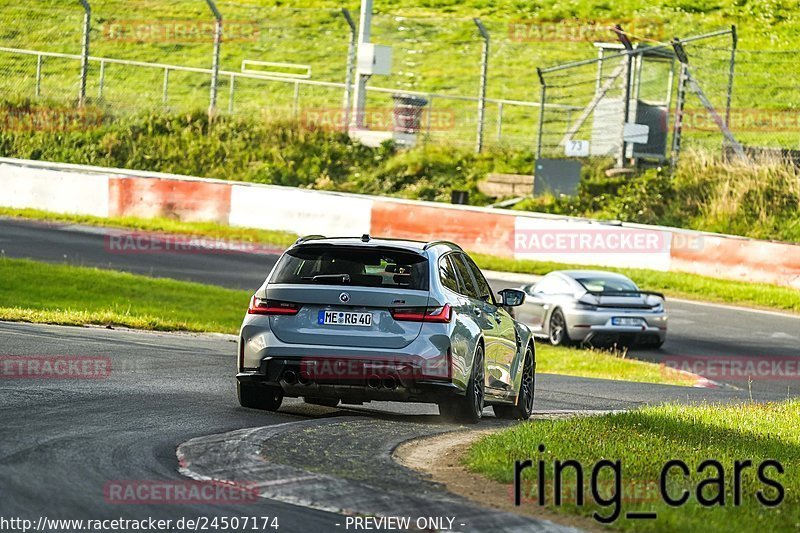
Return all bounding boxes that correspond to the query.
[498,288,526,307]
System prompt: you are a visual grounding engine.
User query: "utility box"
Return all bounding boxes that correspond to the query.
[534,159,582,197]
[357,44,392,75]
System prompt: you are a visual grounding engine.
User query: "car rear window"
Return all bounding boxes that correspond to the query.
[576,276,638,293]
[270,245,429,290]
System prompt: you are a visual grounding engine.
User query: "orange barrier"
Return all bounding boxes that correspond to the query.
[2,157,799,290]
[670,232,800,289]
[108,176,231,223]
[370,200,516,257]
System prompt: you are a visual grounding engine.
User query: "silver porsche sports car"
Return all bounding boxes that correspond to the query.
[237,235,536,423]
[520,270,667,348]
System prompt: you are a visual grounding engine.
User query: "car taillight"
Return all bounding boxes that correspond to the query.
[390,304,451,323]
[248,296,301,315]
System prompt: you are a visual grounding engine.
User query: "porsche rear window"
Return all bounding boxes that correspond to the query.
[576,276,638,293]
[270,245,429,290]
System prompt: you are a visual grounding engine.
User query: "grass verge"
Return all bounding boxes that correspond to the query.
[2,206,798,314]
[0,257,687,386]
[535,344,691,387]
[0,207,299,249]
[0,257,248,334]
[465,401,800,532]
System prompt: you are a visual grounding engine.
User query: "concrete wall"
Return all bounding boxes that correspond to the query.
[1,157,798,289]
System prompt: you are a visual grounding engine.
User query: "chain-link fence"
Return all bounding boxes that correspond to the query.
[1,4,799,159]
[535,25,800,167]
[535,29,741,165]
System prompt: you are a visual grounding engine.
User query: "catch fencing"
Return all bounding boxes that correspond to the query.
[1,3,799,160]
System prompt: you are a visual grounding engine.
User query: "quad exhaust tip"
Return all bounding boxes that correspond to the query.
[366,374,381,389]
[382,376,398,390]
[283,370,298,385]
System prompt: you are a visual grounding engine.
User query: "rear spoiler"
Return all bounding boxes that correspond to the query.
[584,290,665,300]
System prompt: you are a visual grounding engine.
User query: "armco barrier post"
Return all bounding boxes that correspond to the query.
[78,0,91,107]
[474,18,489,153]
[204,0,223,114]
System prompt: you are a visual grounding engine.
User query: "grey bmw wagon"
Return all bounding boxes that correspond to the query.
[236,235,535,423]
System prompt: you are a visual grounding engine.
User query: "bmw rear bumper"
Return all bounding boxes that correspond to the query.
[237,356,463,403]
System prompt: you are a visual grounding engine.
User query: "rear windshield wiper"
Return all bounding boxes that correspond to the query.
[301,274,352,284]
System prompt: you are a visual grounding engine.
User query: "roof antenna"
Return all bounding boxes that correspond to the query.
[361,234,371,242]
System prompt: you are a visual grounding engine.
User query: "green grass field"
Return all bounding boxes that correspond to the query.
[465,401,800,531]
[0,255,692,386]
[2,0,797,150]
[0,257,250,333]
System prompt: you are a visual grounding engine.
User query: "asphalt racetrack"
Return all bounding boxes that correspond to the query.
[2,217,797,395]
[1,217,798,530]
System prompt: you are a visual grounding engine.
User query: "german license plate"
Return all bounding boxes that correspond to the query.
[612,317,644,326]
[318,310,372,327]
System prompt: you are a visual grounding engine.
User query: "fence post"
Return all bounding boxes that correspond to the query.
[228,73,235,114]
[474,18,489,153]
[613,25,634,168]
[341,9,357,130]
[98,60,105,99]
[725,25,737,128]
[535,67,546,159]
[352,0,373,129]
[670,40,689,168]
[293,81,300,118]
[204,0,222,114]
[35,55,42,98]
[496,101,503,142]
[78,0,91,107]
[162,67,170,105]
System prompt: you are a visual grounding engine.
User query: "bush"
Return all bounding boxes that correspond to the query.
[1,101,798,243]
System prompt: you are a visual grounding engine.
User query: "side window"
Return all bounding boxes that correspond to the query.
[450,254,480,299]
[463,254,496,305]
[534,275,571,295]
[438,255,459,293]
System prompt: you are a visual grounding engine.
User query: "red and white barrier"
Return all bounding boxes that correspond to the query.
[1,157,798,289]
[0,162,109,217]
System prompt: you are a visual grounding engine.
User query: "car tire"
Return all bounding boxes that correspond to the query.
[548,309,571,346]
[493,345,535,420]
[439,344,485,424]
[237,381,283,411]
[303,397,340,408]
